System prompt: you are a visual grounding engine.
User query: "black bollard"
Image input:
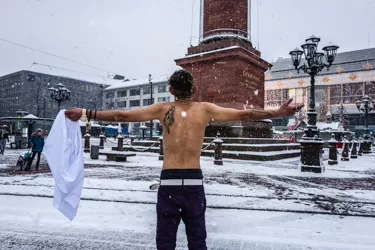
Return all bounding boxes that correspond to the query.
[213,132,223,165]
[117,134,124,151]
[328,134,338,165]
[84,123,91,153]
[363,134,373,154]
[84,132,91,153]
[358,137,364,156]
[99,133,106,150]
[341,136,350,161]
[159,136,164,161]
[350,137,358,159]
[130,134,135,143]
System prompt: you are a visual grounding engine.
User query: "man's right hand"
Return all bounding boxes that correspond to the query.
[65,108,82,121]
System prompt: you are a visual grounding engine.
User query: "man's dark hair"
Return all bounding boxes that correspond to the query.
[168,70,195,98]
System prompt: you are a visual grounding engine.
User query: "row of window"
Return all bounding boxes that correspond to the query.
[105,85,169,99]
[265,82,375,107]
[330,82,375,104]
[273,114,375,127]
[25,73,100,93]
[105,97,171,109]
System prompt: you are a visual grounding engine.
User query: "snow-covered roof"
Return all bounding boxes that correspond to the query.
[23,114,39,119]
[105,75,170,91]
[316,122,340,130]
[26,63,122,86]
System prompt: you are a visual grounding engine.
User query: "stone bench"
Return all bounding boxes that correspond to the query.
[98,151,136,162]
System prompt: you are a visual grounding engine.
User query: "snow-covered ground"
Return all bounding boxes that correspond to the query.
[0,144,375,249]
[1,195,375,250]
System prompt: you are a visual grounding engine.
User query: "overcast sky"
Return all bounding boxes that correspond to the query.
[0,0,374,80]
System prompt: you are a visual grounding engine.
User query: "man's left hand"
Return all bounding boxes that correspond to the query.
[278,98,304,117]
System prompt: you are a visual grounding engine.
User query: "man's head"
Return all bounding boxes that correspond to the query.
[168,70,197,99]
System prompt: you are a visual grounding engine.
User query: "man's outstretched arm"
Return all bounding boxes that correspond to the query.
[65,102,163,122]
[205,99,303,122]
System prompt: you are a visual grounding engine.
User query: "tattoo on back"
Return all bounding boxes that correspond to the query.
[163,105,175,134]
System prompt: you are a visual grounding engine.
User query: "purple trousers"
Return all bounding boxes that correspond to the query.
[156,185,207,250]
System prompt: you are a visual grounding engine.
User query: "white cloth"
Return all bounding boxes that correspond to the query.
[43,110,84,221]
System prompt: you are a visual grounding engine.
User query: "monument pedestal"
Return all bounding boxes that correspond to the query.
[205,120,273,138]
[175,0,272,139]
[176,45,272,139]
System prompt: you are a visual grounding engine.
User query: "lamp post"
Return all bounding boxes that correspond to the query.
[355,95,375,153]
[149,74,153,140]
[48,83,71,111]
[289,35,339,173]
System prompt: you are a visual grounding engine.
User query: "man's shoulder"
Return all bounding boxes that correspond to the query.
[157,101,214,110]
[199,102,217,110]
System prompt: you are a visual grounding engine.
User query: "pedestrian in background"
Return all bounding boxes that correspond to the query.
[0,125,10,155]
[25,128,45,171]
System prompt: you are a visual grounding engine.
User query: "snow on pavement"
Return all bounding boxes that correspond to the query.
[1,147,375,249]
[1,195,375,250]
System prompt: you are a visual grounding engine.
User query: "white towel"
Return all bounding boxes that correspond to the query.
[43,110,84,221]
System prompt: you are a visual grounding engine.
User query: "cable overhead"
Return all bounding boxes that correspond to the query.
[0,37,113,74]
[30,62,113,81]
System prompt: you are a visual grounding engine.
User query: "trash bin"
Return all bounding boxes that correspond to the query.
[90,145,99,159]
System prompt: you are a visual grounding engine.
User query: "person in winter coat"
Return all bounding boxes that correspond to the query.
[0,125,10,155]
[25,128,45,171]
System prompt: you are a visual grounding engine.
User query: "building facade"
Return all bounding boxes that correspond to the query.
[0,69,120,118]
[104,75,174,131]
[265,48,375,132]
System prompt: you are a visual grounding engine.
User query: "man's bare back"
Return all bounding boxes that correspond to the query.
[159,101,210,170]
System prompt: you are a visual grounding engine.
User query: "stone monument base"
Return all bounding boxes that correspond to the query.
[204,102,273,138]
[205,120,273,138]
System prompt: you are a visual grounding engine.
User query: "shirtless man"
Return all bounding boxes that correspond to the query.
[65,69,302,250]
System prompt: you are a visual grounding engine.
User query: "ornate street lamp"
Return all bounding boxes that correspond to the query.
[48,83,71,110]
[289,35,339,173]
[356,95,375,153]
